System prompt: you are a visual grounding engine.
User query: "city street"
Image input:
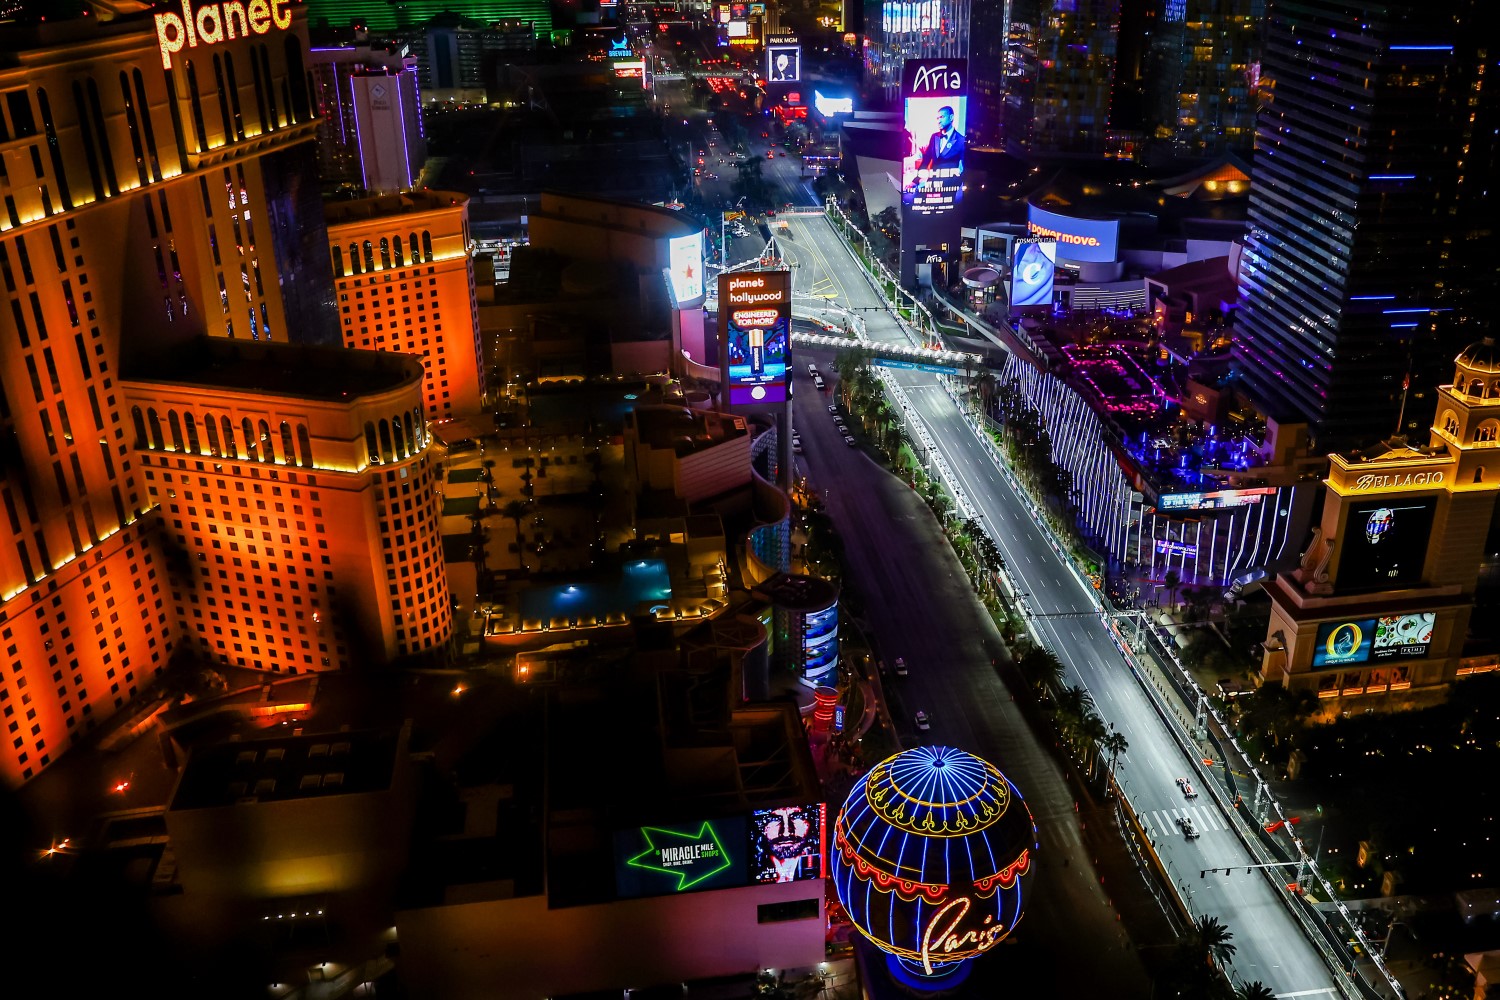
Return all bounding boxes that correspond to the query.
[780,212,1346,999]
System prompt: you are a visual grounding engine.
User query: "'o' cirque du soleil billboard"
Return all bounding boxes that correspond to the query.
[901,58,967,218]
[719,271,790,407]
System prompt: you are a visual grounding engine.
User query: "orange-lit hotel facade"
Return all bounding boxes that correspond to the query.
[0,11,449,787]
[324,190,486,421]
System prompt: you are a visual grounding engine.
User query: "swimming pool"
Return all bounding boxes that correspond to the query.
[518,559,673,622]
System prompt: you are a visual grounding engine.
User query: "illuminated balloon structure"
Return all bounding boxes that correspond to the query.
[832,745,1037,989]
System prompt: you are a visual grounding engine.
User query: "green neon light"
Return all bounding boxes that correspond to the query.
[626,822,733,891]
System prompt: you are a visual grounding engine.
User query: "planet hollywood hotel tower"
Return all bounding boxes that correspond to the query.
[0,2,449,787]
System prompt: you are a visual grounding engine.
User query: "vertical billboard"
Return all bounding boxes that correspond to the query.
[901,58,968,217]
[719,271,790,406]
[802,603,839,680]
[1010,239,1056,309]
[749,803,827,884]
[666,231,705,306]
[1337,499,1435,592]
[767,36,801,82]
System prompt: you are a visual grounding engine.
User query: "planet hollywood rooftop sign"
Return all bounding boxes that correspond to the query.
[156,0,295,70]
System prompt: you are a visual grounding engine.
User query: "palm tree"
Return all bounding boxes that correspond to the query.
[1076,709,1108,773]
[1194,915,1237,968]
[501,499,531,565]
[1162,568,1182,612]
[1235,982,1275,1000]
[1019,646,1065,696]
[1101,730,1129,785]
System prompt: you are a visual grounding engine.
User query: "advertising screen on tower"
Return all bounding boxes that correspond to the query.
[666,232,704,305]
[1313,619,1376,667]
[1025,205,1120,263]
[614,816,749,898]
[1010,240,1055,309]
[901,58,968,218]
[1372,612,1435,660]
[767,36,800,82]
[1338,499,1435,592]
[749,803,827,884]
[802,603,839,678]
[719,271,790,406]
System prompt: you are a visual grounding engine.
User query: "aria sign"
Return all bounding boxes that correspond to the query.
[156,0,294,70]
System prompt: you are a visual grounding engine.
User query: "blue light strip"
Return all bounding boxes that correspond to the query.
[1390,322,1420,328]
[1369,175,1416,180]
[1350,295,1396,301]
[1390,45,1452,51]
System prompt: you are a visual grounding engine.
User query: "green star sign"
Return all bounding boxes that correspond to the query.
[626,822,733,891]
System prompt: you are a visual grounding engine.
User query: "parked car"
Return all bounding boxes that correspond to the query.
[914,711,930,731]
[844,434,856,447]
[893,657,908,676]
[826,403,838,413]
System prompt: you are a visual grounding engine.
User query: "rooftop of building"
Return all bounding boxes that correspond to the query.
[324,189,469,224]
[535,190,703,239]
[753,573,839,612]
[122,337,424,401]
[168,725,403,810]
[300,0,553,33]
[630,405,748,457]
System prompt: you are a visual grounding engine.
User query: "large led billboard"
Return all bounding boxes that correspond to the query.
[719,271,790,406]
[1373,613,1435,660]
[882,0,941,33]
[1338,499,1435,591]
[901,58,967,218]
[767,36,800,82]
[1156,487,1278,512]
[666,231,704,305]
[749,803,827,884]
[615,817,748,897]
[1312,619,1375,668]
[1010,240,1055,308]
[1026,204,1121,264]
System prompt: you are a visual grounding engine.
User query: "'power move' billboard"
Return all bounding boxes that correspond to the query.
[901,58,967,217]
[720,271,790,407]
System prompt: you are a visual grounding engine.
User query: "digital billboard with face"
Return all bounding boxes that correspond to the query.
[750,803,826,884]
[1010,240,1055,308]
[1373,613,1435,660]
[767,40,800,82]
[615,817,748,898]
[1313,619,1376,668]
[1026,204,1121,264]
[1338,499,1435,591]
[720,271,790,406]
[901,59,967,218]
[666,231,704,305]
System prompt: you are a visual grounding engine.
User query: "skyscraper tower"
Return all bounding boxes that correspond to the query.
[0,8,448,787]
[1234,0,1488,453]
[1030,0,1123,155]
[1145,0,1265,156]
[869,0,970,97]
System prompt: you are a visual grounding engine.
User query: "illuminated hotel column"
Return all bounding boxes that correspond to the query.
[0,6,335,786]
[325,191,486,422]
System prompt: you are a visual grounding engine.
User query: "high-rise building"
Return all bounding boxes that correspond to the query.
[868,0,970,97]
[128,338,450,673]
[1030,0,1123,155]
[0,10,445,787]
[1234,0,1488,453]
[968,0,1007,148]
[1145,0,1264,156]
[324,191,486,421]
[310,40,427,194]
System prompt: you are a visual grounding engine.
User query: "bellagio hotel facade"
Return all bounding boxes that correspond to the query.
[0,5,451,787]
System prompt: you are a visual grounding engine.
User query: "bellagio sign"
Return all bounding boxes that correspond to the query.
[156,0,295,70]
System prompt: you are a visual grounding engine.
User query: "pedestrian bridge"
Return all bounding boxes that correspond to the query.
[790,329,984,372]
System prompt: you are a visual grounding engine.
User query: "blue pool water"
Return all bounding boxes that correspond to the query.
[519,559,673,621]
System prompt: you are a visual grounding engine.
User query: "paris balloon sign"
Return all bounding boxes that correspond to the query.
[156,0,295,70]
